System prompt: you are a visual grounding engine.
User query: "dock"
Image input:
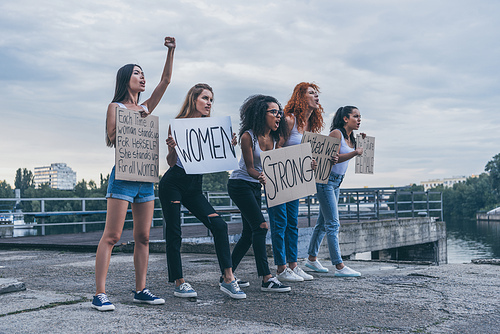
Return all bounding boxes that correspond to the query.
[1,249,499,333]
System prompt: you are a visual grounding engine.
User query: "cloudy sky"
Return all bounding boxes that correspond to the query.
[1,0,499,189]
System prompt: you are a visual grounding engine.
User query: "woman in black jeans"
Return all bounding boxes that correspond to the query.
[158,83,245,300]
[227,95,291,292]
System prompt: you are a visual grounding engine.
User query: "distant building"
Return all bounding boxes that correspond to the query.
[420,175,468,191]
[34,163,77,190]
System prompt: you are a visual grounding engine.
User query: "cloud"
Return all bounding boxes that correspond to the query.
[1,0,499,189]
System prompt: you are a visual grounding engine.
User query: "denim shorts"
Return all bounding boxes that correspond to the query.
[106,166,155,203]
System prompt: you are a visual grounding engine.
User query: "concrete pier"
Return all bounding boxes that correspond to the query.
[0,249,499,333]
[0,223,13,238]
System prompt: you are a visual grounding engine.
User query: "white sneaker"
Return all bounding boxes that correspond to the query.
[277,267,304,282]
[305,259,329,273]
[334,266,361,277]
[292,266,313,281]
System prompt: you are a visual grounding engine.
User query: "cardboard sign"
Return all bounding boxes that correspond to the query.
[261,143,317,207]
[355,135,375,174]
[170,116,238,174]
[301,131,341,184]
[115,108,159,182]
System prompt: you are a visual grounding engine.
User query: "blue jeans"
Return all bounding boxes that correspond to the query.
[307,171,344,265]
[267,199,299,266]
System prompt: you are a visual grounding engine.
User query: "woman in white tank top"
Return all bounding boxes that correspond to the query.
[227,94,291,292]
[93,37,175,312]
[305,106,365,277]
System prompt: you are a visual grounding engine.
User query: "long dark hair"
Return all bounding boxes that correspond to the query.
[106,64,143,147]
[112,64,142,103]
[176,83,213,118]
[238,94,288,146]
[330,106,358,148]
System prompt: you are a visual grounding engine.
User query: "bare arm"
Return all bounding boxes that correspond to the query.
[166,126,178,167]
[142,37,176,113]
[241,132,265,184]
[330,129,363,163]
[277,115,295,148]
[106,103,118,145]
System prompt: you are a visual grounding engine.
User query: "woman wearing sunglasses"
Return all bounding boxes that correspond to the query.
[227,95,291,292]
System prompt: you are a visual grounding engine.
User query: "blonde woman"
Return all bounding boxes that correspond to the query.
[158,84,246,299]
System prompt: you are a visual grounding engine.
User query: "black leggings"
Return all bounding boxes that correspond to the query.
[159,165,232,282]
[227,178,271,277]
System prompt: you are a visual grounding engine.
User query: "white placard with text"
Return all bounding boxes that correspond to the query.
[170,116,238,174]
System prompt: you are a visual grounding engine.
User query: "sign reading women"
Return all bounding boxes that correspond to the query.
[170,116,238,174]
[115,108,160,182]
[301,131,340,184]
[355,135,375,174]
[260,143,317,207]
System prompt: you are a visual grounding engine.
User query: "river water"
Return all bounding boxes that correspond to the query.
[446,218,500,263]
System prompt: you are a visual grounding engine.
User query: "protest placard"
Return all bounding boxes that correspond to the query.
[115,108,159,182]
[260,143,317,207]
[170,116,238,174]
[355,135,375,174]
[301,131,340,184]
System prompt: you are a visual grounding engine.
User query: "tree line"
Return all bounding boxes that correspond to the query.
[2,153,499,224]
[418,153,500,223]
[0,168,229,210]
[0,168,229,234]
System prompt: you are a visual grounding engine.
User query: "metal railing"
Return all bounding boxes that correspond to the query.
[0,187,442,237]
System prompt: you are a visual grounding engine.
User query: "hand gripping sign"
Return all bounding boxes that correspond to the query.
[301,131,340,184]
[170,116,238,174]
[260,143,317,207]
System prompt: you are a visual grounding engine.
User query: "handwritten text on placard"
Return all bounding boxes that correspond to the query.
[115,108,159,182]
[301,131,340,184]
[355,135,375,174]
[170,116,238,174]
[261,143,317,207]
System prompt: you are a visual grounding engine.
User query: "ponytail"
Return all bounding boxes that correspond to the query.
[330,106,358,148]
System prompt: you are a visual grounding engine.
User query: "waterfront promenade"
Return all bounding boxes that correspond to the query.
[1,249,500,333]
[1,215,499,333]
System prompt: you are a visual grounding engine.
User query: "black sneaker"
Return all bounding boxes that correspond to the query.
[133,288,165,305]
[219,276,250,288]
[261,277,291,292]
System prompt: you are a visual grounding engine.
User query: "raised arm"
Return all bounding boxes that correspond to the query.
[142,36,176,113]
[330,129,363,163]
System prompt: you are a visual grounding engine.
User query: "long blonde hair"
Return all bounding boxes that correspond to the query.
[176,83,213,118]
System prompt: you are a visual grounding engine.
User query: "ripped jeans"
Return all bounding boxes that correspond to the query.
[159,165,232,282]
[227,179,271,277]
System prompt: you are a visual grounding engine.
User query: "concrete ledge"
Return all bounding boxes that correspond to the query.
[472,258,500,265]
[0,278,26,295]
[121,238,275,256]
[120,217,447,264]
